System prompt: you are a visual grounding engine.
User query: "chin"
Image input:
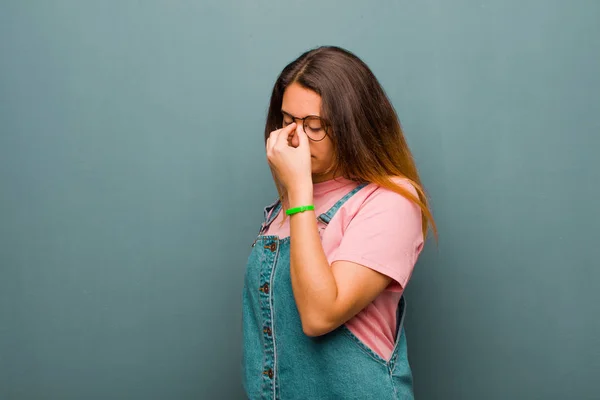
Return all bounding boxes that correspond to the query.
[311,168,328,177]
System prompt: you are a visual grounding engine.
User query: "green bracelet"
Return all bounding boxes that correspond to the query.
[285,205,315,216]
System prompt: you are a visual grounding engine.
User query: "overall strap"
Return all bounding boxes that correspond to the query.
[317,183,369,225]
[260,182,368,234]
[259,200,282,235]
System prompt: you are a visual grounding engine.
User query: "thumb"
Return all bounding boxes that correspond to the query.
[296,123,310,148]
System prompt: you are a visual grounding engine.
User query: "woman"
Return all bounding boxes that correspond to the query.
[242,46,435,400]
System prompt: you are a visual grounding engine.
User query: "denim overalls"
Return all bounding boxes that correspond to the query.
[242,184,414,399]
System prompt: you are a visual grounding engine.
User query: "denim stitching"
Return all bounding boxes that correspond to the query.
[246,182,414,398]
[258,244,274,398]
[255,235,281,399]
[261,202,282,235]
[268,240,280,400]
[319,183,368,224]
[388,366,399,400]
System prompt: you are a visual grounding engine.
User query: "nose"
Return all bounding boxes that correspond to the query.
[288,128,301,148]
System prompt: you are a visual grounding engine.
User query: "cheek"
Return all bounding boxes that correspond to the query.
[309,140,334,160]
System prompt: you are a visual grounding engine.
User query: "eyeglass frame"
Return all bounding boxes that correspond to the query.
[280,110,329,142]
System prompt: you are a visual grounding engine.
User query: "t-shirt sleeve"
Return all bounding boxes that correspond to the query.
[331,184,424,291]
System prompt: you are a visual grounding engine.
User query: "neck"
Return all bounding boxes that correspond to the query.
[312,170,340,183]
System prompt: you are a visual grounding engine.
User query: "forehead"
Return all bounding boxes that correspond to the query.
[281,83,321,117]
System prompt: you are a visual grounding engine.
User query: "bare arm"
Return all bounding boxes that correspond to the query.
[288,189,392,337]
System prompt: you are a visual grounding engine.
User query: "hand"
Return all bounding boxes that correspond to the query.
[266,122,313,200]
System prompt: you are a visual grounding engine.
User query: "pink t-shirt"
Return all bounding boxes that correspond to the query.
[265,177,424,360]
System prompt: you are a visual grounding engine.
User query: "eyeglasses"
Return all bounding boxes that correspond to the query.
[281,111,328,142]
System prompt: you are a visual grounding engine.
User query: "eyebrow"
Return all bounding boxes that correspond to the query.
[281,110,321,119]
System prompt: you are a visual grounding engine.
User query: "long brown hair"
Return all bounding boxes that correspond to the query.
[265,46,436,239]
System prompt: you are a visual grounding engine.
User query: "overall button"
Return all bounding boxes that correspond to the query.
[259,283,269,294]
[263,368,274,379]
[264,242,277,252]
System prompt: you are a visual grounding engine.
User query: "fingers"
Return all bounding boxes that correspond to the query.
[274,122,297,148]
[267,123,296,153]
[266,126,284,153]
[295,122,309,148]
[266,123,296,164]
[266,130,277,153]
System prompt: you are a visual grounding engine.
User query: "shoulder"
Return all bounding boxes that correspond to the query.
[352,177,421,216]
[333,177,422,235]
[329,178,424,289]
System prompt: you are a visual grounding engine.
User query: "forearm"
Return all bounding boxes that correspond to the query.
[288,189,339,335]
